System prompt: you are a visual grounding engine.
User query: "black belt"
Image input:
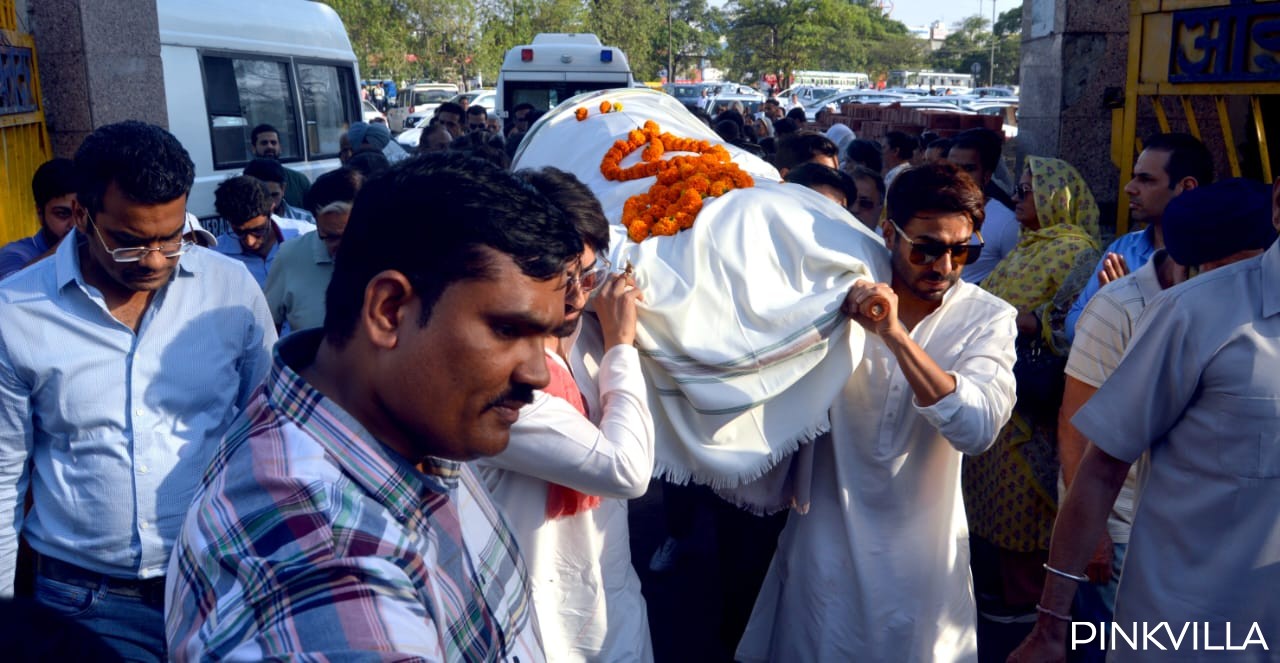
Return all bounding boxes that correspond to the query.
[36,554,167,608]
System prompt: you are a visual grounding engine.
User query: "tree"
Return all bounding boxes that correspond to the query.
[928,6,1022,86]
[652,0,726,82]
[318,0,416,80]
[584,0,665,80]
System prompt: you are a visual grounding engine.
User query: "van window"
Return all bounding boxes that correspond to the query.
[410,89,455,107]
[202,54,301,168]
[297,61,358,158]
[505,81,624,115]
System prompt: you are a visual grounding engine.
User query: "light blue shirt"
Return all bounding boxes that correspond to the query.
[962,198,1019,285]
[1065,225,1157,343]
[0,231,49,281]
[0,230,277,594]
[215,215,315,288]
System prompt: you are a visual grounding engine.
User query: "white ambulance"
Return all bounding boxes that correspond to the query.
[496,33,633,125]
[157,0,361,220]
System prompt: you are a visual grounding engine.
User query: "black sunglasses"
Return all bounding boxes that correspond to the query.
[890,223,983,266]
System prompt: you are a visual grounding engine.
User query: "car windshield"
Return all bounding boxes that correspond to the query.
[413,89,454,105]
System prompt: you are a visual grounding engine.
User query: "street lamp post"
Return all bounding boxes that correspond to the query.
[989,0,997,86]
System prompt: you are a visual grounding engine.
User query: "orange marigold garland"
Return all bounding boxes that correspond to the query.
[600,119,754,243]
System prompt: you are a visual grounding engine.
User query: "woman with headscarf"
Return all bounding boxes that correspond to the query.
[961,155,1101,655]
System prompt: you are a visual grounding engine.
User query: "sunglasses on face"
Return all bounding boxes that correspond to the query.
[890,222,983,266]
[1013,183,1034,198]
[232,222,273,239]
[468,123,487,131]
[567,257,613,293]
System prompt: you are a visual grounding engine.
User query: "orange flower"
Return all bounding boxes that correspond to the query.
[576,108,588,121]
[600,101,613,113]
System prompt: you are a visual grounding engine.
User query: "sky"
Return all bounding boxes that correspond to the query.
[878,0,1019,32]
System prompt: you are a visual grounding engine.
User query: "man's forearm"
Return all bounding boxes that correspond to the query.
[882,329,956,407]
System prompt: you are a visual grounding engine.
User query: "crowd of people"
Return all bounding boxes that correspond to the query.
[0,93,1276,663]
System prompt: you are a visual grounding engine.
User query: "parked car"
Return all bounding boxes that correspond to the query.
[402,84,460,129]
[453,89,496,113]
[704,92,766,117]
[804,90,907,121]
[664,83,713,109]
[362,99,386,124]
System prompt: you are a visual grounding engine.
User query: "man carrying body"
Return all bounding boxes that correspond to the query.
[738,162,1017,662]
[166,153,583,661]
[477,166,655,661]
[1064,132,1212,341]
[947,128,1019,284]
[0,158,77,279]
[1012,178,1280,662]
[243,158,316,224]
[0,121,277,661]
[213,175,314,288]
[248,123,311,209]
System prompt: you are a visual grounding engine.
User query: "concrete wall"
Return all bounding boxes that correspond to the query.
[29,0,167,158]
[1017,0,1129,234]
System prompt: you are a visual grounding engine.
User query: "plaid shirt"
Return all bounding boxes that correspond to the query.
[166,329,543,662]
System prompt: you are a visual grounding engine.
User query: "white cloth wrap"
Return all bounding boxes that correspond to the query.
[514,88,889,487]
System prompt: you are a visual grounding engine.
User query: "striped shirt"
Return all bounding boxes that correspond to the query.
[166,329,544,662]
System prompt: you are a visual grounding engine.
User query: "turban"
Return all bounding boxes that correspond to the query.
[347,121,392,150]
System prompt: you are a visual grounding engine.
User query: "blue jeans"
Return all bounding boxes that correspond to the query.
[33,573,167,662]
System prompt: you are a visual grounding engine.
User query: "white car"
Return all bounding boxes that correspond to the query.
[361,100,386,124]
[453,89,496,113]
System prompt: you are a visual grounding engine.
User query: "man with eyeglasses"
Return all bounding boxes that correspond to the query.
[213,175,315,289]
[0,121,276,662]
[465,105,490,134]
[475,167,655,661]
[738,162,1017,662]
[849,165,886,230]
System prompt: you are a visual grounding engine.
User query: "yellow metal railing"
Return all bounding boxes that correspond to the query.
[0,0,52,245]
[1114,0,1279,233]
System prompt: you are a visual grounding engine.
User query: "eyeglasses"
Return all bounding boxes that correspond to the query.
[890,222,983,266]
[1013,183,1034,198]
[567,256,612,293]
[89,214,192,263]
[232,221,273,240]
[468,123,487,131]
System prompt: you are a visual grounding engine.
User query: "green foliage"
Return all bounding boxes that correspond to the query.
[928,6,1022,86]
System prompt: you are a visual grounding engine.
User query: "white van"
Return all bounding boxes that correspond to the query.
[496,33,633,124]
[157,0,361,220]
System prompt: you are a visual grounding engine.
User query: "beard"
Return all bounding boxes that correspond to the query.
[552,309,582,338]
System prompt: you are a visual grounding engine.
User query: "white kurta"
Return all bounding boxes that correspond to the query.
[477,322,656,663]
[737,281,1017,663]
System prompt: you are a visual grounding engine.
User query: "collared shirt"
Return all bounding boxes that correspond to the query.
[166,329,544,662]
[1065,225,1157,343]
[263,230,332,332]
[0,231,49,280]
[1062,251,1166,544]
[277,200,316,224]
[1072,242,1280,648]
[0,231,275,594]
[214,215,314,288]
[281,167,312,209]
[476,318,655,662]
[738,281,1017,663]
[961,199,1019,285]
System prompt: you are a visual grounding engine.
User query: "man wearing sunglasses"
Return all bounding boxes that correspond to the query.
[739,162,1017,662]
[0,121,276,661]
[212,176,315,289]
[476,167,655,661]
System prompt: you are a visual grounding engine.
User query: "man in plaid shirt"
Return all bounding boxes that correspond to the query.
[165,153,584,661]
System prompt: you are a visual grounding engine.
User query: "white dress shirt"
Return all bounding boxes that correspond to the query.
[476,318,656,662]
[738,281,1017,663]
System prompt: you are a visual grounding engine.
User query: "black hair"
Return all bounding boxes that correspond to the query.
[434,102,465,119]
[845,139,883,174]
[715,120,742,143]
[948,128,1003,173]
[714,109,745,130]
[926,137,953,156]
[466,105,487,119]
[1142,132,1215,188]
[305,167,365,214]
[850,165,886,200]
[74,120,194,214]
[774,130,839,171]
[784,162,857,203]
[785,107,806,123]
[772,118,799,137]
[512,102,536,116]
[886,161,986,231]
[324,152,582,346]
[250,124,278,144]
[449,132,511,170]
[31,158,77,208]
[516,166,610,254]
[345,150,391,177]
[243,158,286,185]
[885,131,918,161]
[213,175,273,225]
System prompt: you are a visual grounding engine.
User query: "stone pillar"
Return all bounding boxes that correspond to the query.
[1017,0,1129,234]
[29,0,167,158]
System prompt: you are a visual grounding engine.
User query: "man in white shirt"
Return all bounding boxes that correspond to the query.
[738,162,1017,662]
[476,167,655,662]
[947,128,1019,284]
[1012,178,1280,662]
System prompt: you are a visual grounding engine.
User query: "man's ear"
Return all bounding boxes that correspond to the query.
[1175,176,1200,194]
[881,219,894,245]
[71,199,90,233]
[360,270,415,351]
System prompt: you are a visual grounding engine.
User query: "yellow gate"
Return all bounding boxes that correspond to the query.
[0,0,51,245]
[1114,0,1280,233]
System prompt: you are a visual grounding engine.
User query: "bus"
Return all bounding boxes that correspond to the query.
[888,70,974,91]
[791,70,871,88]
